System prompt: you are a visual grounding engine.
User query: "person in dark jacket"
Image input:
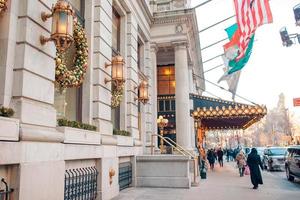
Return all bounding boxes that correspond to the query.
[216,148,224,167]
[247,148,264,189]
[207,149,216,170]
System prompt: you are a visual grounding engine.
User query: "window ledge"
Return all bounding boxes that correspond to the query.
[115,135,134,146]
[57,126,101,145]
[134,139,143,146]
[0,116,19,141]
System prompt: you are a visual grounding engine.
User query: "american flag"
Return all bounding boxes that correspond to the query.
[234,0,273,60]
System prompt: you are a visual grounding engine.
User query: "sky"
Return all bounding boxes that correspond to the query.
[191,0,300,119]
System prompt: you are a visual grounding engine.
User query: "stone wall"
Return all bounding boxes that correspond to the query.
[0,0,152,199]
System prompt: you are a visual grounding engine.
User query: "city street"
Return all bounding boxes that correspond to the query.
[113,162,300,200]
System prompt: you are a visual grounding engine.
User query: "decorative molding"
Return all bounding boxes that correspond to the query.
[150,42,159,53]
[172,40,188,50]
[175,24,183,33]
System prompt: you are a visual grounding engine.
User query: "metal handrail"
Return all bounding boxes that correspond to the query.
[163,137,196,159]
[151,134,199,185]
[151,134,187,156]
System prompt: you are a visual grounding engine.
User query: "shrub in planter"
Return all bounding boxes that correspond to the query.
[57,118,97,131]
[0,106,14,118]
[113,129,131,136]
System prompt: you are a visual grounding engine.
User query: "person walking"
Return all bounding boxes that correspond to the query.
[247,148,264,189]
[236,150,246,177]
[207,149,216,171]
[217,148,224,167]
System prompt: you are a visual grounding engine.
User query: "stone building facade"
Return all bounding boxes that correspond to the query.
[0,0,204,199]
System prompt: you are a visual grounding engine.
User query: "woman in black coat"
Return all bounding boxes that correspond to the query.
[207,149,216,170]
[247,148,264,189]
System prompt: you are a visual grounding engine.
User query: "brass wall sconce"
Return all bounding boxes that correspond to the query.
[0,0,8,14]
[40,0,74,52]
[135,80,149,104]
[105,55,126,108]
[109,168,115,185]
[104,55,125,86]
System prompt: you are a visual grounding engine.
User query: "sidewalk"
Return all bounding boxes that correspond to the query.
[112,161,300,200]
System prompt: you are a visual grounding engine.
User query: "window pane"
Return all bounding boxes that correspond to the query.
[165,100,170,111]
[171,100,176,111]
[54,4,84,122]
[159,100,164,111]
[112,8,120,53]
[157,66,175,95]
[68,0,81,11]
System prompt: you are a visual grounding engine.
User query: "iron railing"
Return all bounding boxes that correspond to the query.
[0,178,14,200]
[119,162,132,191]
[64,167,98,200]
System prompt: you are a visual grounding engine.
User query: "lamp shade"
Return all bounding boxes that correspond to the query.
[111,55,125,82]
[138,80,149,104]
[51,0,74,52]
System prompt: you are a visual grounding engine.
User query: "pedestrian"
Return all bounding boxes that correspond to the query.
[229,148,234,161]
[236,150,246,177]
[207,149,215,171]
[247,148,264,189]
[226,148,230,162]
[217,148,224,167]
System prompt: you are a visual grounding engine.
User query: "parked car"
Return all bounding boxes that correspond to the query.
[263,147,287,171]
[285,145,300,181]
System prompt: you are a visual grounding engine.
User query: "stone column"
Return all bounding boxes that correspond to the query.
[148,43,158,152]
[173,41,192,150]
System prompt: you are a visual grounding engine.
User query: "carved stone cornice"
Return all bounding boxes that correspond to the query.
[153,9,193,25]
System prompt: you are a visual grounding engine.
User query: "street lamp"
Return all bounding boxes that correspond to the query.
[157,115,168,153]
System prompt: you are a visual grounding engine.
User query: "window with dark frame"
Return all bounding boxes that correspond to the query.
[157,65,175,95]
[111,7,121,130]
[54,0,85,122]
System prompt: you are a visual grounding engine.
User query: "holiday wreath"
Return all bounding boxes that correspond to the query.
[0,0,8,14]
[55,19,88,89]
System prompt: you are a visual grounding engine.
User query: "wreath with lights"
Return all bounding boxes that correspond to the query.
[55,19,88,89]
[111,84,124,108]
[0,0,8,14]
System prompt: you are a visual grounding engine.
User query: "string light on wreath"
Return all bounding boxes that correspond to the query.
[0,0,8,14]
[55,19,88,89]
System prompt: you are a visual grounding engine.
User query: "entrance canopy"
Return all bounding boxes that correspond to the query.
[190,94,267,130]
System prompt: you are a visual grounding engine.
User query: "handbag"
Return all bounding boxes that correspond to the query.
[244,165,250,175]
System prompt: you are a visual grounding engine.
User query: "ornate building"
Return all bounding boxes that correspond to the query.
[0,0,204,199]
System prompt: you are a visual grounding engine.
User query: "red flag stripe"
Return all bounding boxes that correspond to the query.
[234,0,273,60]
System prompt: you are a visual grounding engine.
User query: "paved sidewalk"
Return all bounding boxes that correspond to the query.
[112,162,300,200]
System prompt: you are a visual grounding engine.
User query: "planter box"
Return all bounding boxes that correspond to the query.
[57,127,101,145]
[115,135,134,146]
[0,117,19,141]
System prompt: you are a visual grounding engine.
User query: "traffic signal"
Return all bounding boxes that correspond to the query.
[293,4,300,26]
[279,27,293,47]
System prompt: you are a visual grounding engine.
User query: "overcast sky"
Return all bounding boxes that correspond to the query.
[191,0,300,118]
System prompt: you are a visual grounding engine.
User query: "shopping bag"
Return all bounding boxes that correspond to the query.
[244,165,250,175]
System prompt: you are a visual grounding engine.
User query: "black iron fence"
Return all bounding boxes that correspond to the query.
[64,167,98,200]
[119,162,132,191]
[0,178,14,200]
